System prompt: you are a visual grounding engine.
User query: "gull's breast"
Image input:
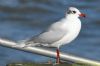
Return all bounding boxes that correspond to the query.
[51,19,81,48]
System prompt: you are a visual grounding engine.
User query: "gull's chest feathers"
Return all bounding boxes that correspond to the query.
[66,18,81,32]
[51,18,81,47]
[49,18,81,33]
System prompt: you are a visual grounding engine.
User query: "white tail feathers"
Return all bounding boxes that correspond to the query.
[15,39,41,48]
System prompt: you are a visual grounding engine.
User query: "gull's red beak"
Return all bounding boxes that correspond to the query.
[79,13,86,17]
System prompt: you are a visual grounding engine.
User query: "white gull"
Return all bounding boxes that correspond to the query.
[22,7,86,64]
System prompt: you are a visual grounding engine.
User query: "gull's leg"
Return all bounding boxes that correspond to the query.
[47,58,52,64]
[56,48,60,64]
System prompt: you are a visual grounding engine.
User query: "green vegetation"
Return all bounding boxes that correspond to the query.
[7,62,94,66]
[7,62,71,66]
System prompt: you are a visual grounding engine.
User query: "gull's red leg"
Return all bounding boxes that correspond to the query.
[56,48,60,64]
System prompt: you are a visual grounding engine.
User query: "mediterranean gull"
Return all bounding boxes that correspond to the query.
[22,7,85,64]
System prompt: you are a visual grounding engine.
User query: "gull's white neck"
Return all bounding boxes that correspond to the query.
[51,14,82,48]
[65,14,79,21]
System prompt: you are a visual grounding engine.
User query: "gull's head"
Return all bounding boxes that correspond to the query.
[67,7,86,18]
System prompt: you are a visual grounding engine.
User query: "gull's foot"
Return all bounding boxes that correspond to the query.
[44,60,53,64]
[53,61,62,65]
[47,60,53,64]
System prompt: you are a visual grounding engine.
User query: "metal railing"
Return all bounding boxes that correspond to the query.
[0,38,100,66]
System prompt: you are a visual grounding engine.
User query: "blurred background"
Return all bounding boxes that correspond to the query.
[0,0,100,66]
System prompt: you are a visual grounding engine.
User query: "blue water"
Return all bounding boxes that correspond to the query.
[0,0,100,66]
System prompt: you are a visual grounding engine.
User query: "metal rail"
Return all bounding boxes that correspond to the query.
[0,38,100,65]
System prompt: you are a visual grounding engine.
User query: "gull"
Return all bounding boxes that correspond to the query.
[23,7,85,64]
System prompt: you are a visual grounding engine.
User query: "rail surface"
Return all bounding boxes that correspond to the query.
[0,38,100,66]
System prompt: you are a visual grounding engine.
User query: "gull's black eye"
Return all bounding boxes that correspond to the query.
[72,11,76,14]
[67,10,71,14]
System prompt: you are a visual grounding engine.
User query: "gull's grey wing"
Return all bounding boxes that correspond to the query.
[28,30,66,44]
[26,20,67,44]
